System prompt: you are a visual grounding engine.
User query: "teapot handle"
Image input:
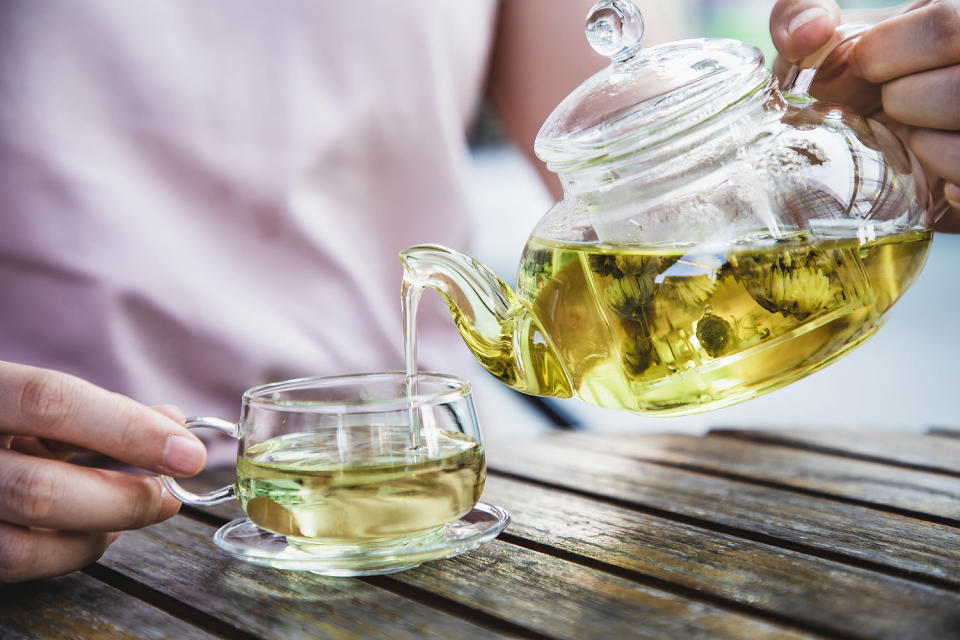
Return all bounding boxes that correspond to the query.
[781,22,872,98]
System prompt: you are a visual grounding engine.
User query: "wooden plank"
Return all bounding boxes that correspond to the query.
[479,475,960,640]
[183,470,957,639]
[710,429,960,475]
[107,511,818,640]
[547,433,960,521]
[100,516,507,640]
[484,439,960,588]
[389,539,817,640]
[0,571,218,640]
[181,474,815,639]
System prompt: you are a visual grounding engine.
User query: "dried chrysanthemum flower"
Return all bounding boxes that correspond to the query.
[620,317,646,337]
[604,274,656,320]
[730,245,844,320]
[696,314,732,357]
[777,246,839,273]
[589,254,623,278]
[623,336,655,375]
[758,266,836,319]
[615,255,651,277]
[615,254,679,278]
[661,274,717,309]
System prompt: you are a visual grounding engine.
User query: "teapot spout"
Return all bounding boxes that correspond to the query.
[400,245,572,398]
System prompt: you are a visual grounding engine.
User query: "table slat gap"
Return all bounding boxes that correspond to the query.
[538,434,960,521]
[484,476,960,638]
[487,468,960,593]
[101,517,506,639]
[488,442,960,589]
[184,471,960,636]
[83,563,264,640]
[708,431,960,477]
[364,575,556,640]
[928,427,960,439]
[626,456,960,530]
[386,540,819,640]
[0,571,222,640]
[116,517,818,639]
[495,532,850,640]
[181,503,232,527]
[181,486,828,637]
[183,476,838,635]
[186,467,960,582]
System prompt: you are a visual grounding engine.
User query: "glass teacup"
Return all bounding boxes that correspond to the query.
[162,372,508,576]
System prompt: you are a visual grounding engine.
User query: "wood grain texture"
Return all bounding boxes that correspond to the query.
[546,433,960,521]
[485,439,960,587]
[181,472,816,639]
[387,539,817,640]
[62,432,957,640]
[0,572,219,640]
[480,475,960,640]
[99,516,505,640]
[710,429,960,475]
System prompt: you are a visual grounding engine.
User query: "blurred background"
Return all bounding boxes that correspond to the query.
[462,0,959,437]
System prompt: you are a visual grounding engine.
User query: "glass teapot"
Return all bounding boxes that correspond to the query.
[401,0,939,416]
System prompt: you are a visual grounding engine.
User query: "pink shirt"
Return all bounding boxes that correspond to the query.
[0,0,498,432]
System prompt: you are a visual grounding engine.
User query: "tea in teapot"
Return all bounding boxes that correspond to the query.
[401,1,936,416]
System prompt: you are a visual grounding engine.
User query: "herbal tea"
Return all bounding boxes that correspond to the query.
[419,229,930,414]
[236,428,485,542]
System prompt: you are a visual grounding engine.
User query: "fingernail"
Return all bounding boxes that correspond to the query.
[163,435,206,475]
[789,7,829,34]
[945,183,960,209]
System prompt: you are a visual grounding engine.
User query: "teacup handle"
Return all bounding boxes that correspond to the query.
[782,22,873,97]
[161,417,239,506]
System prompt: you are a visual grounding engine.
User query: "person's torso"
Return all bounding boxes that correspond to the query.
[0,0,498,417]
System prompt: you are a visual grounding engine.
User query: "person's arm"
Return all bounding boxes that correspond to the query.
[487,0,682,200]
[769,0,960,230]
[0,361,205,583]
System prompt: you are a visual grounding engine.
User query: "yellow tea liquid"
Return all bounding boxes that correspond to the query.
[236,428,485,542]
[444,229,930,414]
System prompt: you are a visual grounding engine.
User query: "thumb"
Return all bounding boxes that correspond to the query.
[770,0,842,62]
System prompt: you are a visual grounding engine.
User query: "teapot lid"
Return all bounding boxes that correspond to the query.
[535,0,768,174]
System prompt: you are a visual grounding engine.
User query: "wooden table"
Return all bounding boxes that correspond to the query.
[3,428,960,639]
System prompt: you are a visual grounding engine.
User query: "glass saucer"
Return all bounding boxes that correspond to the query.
[212,502,510,576]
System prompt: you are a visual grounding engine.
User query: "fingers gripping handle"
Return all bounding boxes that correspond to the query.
[783,22,872,97]
[161,417,238,506]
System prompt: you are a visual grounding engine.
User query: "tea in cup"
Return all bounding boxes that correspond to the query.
[162,372,508,575]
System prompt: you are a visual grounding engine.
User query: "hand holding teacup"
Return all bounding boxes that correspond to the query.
[0,361,205,583]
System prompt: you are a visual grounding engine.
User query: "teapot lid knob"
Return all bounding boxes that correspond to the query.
[585,0,644,62]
